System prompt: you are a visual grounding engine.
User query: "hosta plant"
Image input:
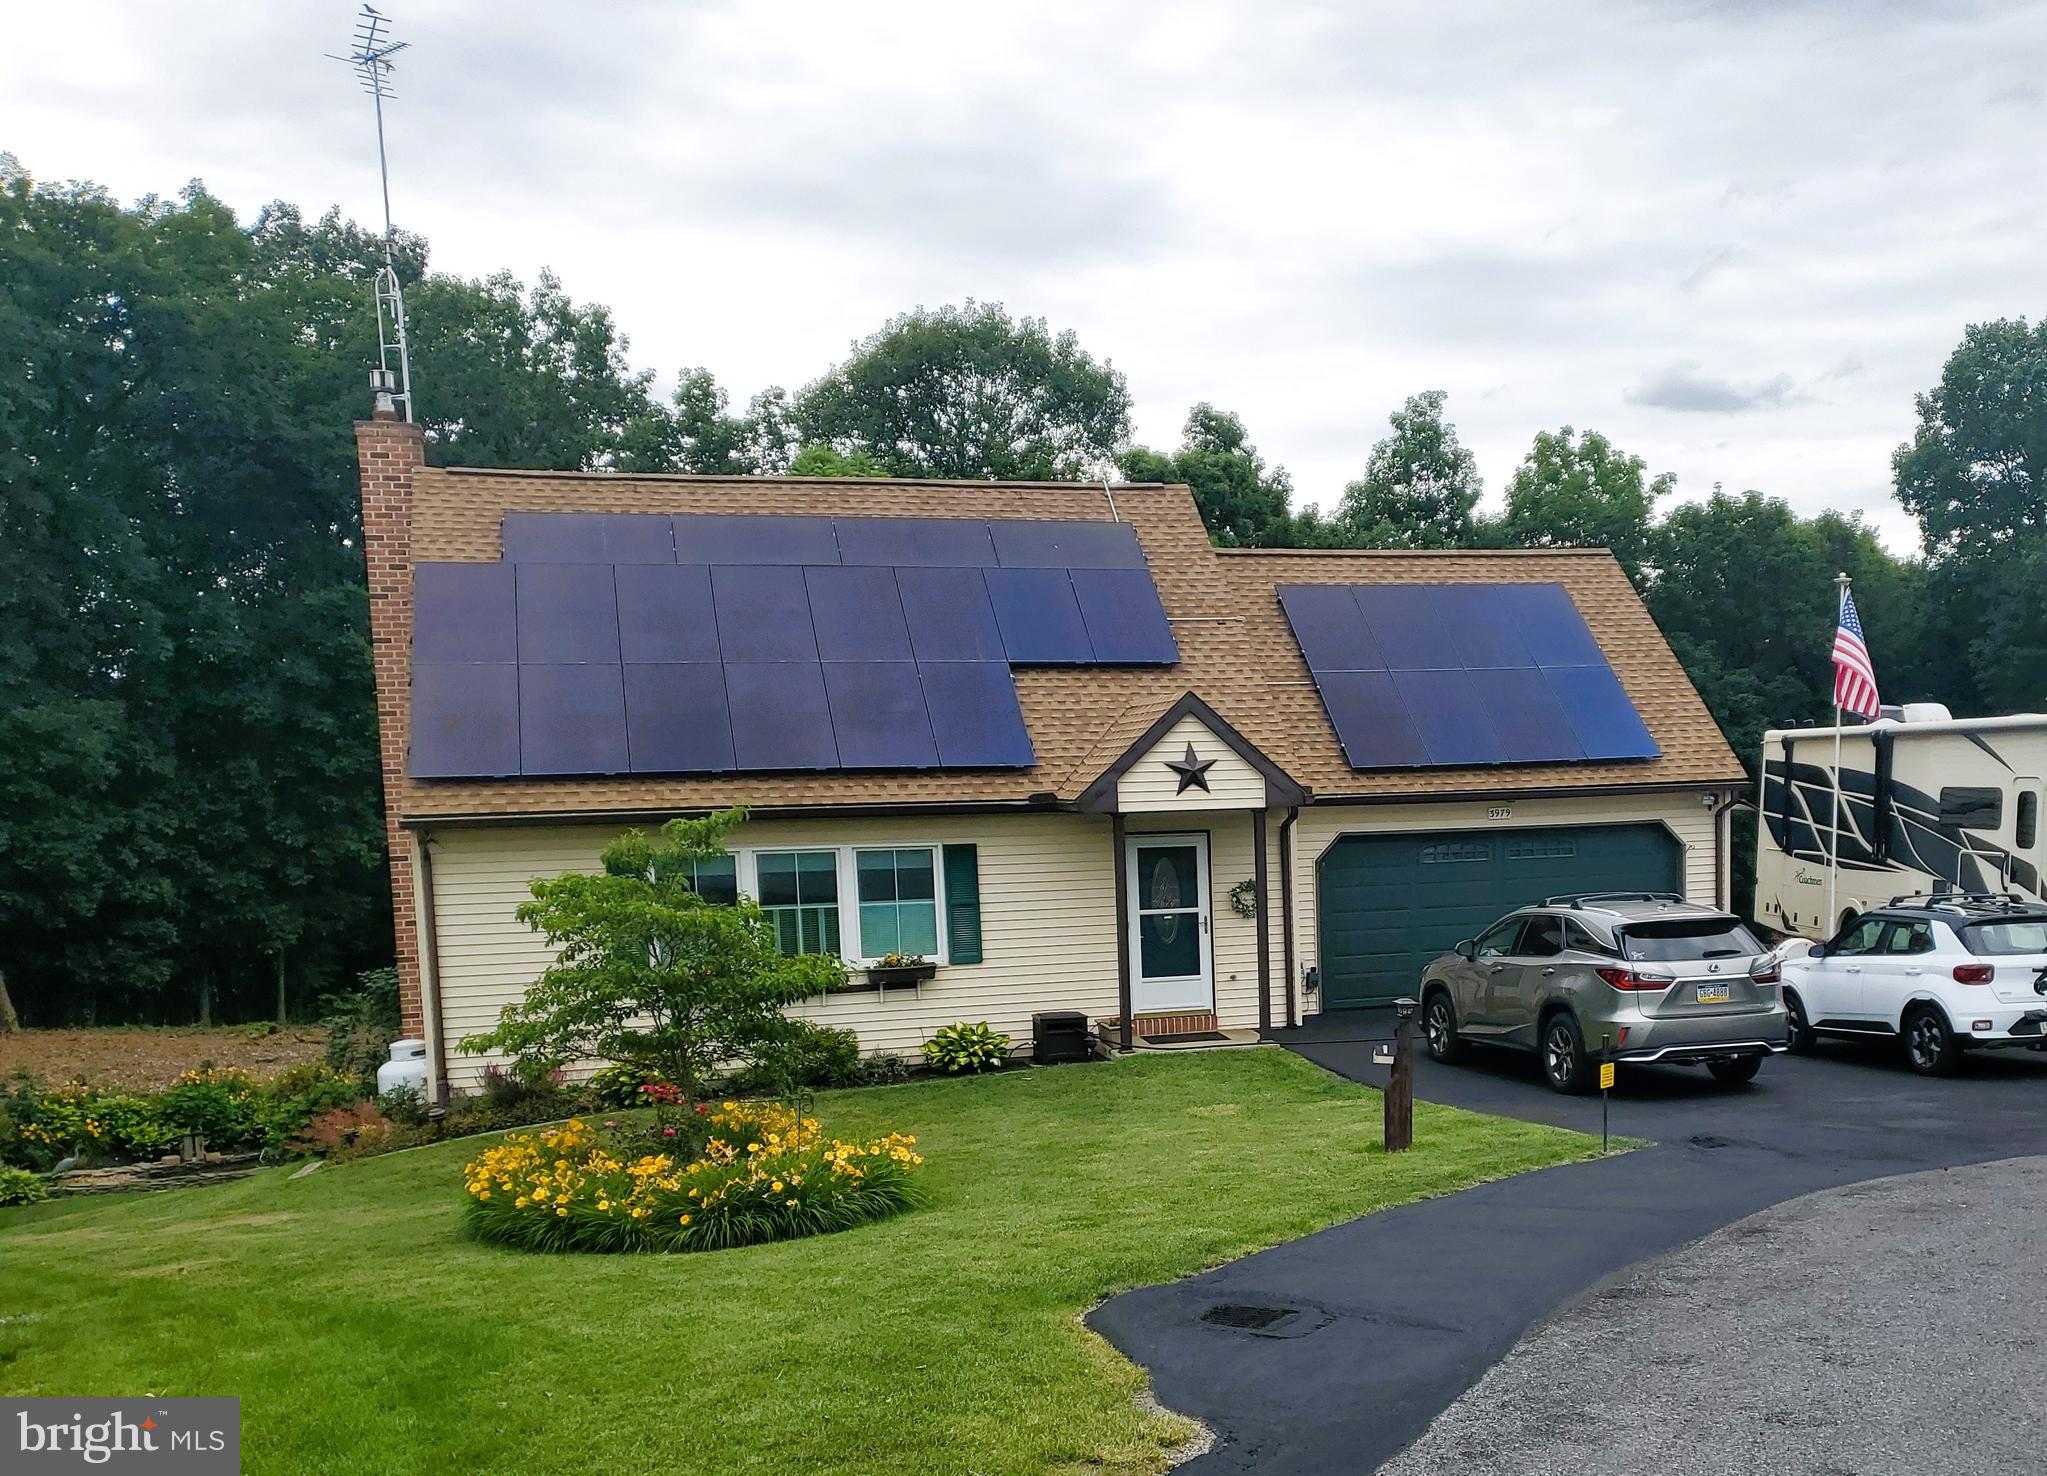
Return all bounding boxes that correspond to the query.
[922,1022,1010,1074]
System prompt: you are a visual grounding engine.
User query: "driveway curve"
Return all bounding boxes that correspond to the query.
[1086,1013,2047,1474]
[1381,1155,2047,1476]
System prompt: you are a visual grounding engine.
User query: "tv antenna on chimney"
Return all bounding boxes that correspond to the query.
[329,4,416,421]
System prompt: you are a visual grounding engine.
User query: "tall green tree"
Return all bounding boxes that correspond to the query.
[617,369,797,475]
[1495,426,1673,580]
[460,811,843,1106]
[0,162,699,1024]
[1117,404,1295,545]
[1892,318,2047,709]
[1333,391,1483,548]
[794,302,1131,480]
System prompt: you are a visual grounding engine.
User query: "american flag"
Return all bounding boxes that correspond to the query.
[1832,587,1881,720]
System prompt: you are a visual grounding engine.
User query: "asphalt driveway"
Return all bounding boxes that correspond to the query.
[1380,1155,2047,1476]
[1086,1014,2047,1474]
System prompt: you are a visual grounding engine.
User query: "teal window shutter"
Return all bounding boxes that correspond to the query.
[943,844,983,964]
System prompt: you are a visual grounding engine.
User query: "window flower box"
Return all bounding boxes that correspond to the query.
[864,954,937,989]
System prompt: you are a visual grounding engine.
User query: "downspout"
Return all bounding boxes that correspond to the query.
[1112,813,1133,1053]
[1253,809,1271,1034]
[1279,806,1299,1028]
[1711,791,1743,915]
[410,829,451,1105]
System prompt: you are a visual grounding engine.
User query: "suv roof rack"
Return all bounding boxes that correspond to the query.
[1540,891,1690,909]
[1887,890,2037,912]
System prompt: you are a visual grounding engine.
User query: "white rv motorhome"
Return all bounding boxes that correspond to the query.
[1755,706,2047,939]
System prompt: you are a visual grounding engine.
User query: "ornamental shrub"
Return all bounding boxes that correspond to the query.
[159,1067,262,1150]
[8,1082,106,1167]
[587,1062,665,1109]
[0,1167,47,1206]
[460,810,844,1107]
[322,967,403,1088]
[922,1022,1011,1074]
[462,1103,922,1254]
[92,1095,178,1159]
[735,1021,864,1093]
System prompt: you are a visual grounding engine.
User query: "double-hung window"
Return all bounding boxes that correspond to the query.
[755,850,841,956]
[856,848,939,958]
[685,854,738,905]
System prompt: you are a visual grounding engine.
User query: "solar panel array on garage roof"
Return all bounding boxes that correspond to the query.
[1276,583,1660,770]
[407,513,1175,779]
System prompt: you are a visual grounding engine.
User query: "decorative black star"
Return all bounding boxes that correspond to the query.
[1165,742,1216,794]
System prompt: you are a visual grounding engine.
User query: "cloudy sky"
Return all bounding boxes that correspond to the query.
[8,1,2043,548]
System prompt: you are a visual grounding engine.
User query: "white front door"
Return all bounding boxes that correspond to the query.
[1126,833,1214,1014]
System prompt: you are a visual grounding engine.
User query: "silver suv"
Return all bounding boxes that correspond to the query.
[1419,892,1789,1094]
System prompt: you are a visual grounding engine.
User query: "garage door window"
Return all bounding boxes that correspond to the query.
[1507,836,1577,860]
[1422,842,1492,863]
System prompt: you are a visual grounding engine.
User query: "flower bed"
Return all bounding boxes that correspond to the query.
[462,1102,923,1254]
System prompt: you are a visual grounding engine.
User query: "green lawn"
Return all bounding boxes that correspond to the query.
[0,1049,1597,1475]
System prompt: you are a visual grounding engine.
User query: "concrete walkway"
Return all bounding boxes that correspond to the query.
[1086,1013,2047,1474]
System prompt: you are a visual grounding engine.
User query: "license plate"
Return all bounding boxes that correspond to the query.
[1696,984,1730,1004]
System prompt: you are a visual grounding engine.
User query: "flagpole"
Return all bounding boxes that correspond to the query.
[1829,571,1850,930]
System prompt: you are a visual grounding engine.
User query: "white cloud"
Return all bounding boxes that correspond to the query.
[5,0,2043,555]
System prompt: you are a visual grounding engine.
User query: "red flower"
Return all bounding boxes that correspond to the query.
[663,1127,677,1137]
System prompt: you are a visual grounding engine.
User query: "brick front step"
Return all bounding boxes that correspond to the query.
[1096,1011,1219,1041]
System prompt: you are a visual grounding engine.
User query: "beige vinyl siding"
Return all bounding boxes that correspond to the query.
[425,812,1126,1089]
[1115,716,1267,812]
[1288,792,1721,1017]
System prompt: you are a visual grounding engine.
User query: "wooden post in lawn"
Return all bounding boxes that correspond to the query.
[1385,997,1417,1153]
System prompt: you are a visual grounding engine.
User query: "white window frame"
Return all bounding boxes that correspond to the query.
[732,842,948,967]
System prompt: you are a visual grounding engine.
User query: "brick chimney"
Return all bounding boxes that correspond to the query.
[354,406,430,1048]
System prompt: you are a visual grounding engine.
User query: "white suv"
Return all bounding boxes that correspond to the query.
[1779,893,2047,1076]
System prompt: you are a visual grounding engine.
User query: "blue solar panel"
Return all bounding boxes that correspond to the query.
[822,662,939,768]
[711,565,817,662]
[1433,586,1534,669]
[805,566,912,661]
[1473,667,1584,764]
[1391,669,1506,766]
[1313,670,1430,769]
[1276,585,1384,672]
[1069,568,1178,665]
[675,515,839,566]
[413,563,517,663]
[835,517,997,567]
[723,663,839,769]
[1283,581,1657,770]
[410,662,520,777]
[1496,584,1606,666]
[615,564,720,664]
[515,563,620,664]
[519,664,628,775]
[984,568,1094,663]
[1546,664,1661,760]
[917,662,1035,767]
[503,513,675,564]
[895,566,1007,661]
[1353,586,1463,670]
[989,519,1146,569]
[623,663,734,773]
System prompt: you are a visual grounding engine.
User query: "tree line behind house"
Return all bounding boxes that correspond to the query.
[2,160,2039,1026]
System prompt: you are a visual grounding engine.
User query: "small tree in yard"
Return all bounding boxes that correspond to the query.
[458,809,842,1105]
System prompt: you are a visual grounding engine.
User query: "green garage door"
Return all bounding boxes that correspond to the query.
[1315,824,1683,1009]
